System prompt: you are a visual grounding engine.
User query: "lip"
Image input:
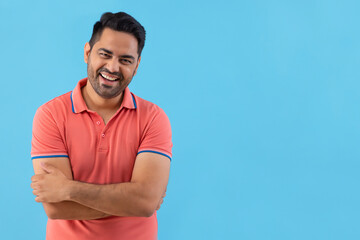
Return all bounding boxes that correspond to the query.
[99,72,120,81]
[99,73,118,86]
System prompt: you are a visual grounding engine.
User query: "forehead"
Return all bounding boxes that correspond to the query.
[94,28,138,56]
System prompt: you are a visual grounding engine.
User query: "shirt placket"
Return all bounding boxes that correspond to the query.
[93,115,108,152]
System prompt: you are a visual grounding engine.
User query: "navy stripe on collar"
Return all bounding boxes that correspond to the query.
[131,94,137,109]
[70,91,75,113]
[71,89,136,111]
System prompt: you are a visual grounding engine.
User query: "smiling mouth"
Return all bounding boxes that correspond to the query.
[99,72,120,81]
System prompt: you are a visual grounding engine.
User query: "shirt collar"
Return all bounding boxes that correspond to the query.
[71,78,137,114]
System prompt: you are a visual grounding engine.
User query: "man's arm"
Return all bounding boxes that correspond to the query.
[31,152,170,217]
[32,157,110,220]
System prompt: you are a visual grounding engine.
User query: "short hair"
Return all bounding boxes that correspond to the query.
[89,12,146,56]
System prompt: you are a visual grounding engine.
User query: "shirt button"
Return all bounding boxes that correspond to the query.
[101,133,105,138]
[96,121,101,125]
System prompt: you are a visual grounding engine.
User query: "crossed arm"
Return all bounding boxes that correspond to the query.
[31,152,170,220]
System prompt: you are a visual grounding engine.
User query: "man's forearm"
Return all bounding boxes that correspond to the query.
[43,201,110,220]
[32,154,169,218]
[64,180,160,217]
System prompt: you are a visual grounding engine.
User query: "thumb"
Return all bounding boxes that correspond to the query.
[40,162,56,174]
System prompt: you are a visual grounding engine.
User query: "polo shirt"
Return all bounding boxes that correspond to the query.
[31,78,172,240]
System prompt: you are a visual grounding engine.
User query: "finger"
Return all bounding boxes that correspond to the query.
[30,182,37,189]
[31,175,39,182]
[31,175,44,183]
[31,174,45,182]
[156,199,164,210]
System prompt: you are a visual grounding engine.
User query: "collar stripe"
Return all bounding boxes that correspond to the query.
[70,91,75,113]
[131,94,137,109]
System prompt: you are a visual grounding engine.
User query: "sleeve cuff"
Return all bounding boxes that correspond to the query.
[137,150,172,161]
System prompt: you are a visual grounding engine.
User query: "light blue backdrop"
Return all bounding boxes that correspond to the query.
[0,0,359,239]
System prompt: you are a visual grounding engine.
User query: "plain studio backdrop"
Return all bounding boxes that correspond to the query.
[0,0,359,239]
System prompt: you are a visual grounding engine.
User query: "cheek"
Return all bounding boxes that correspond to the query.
[89,63,101,77]
[124,67,137,77]
[88,57,103,73]
[87,64,94,77]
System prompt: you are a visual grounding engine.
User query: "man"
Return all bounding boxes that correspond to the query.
[30,12,172,240]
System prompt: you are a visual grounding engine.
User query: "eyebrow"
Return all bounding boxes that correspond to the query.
[98,48,135,60]
[98,48,113,55]
[120,55,136,60]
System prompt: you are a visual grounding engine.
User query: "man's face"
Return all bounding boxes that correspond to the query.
[84,28,140,99]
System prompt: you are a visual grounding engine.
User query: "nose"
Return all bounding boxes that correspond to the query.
[105,58,120,74]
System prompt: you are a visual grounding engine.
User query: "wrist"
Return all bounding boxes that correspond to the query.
[63,179,77,201]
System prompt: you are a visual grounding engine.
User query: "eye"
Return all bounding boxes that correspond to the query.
[99,52,111,58]
[121,59,132,65]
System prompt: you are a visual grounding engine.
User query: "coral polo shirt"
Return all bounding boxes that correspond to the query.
[31,78,172,240]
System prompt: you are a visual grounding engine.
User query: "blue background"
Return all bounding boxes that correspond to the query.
[0,0,359,239]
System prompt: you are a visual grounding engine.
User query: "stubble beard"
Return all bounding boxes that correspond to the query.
[87,63,127,99]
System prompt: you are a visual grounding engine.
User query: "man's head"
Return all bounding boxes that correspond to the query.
[84,12,146,100]
[89,12,146,57]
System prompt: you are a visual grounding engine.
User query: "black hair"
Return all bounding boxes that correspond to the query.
[89,12,146,56]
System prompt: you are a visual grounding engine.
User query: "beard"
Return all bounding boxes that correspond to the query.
[87,64,126,99]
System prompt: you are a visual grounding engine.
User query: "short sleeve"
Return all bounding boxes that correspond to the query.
[138,108,173,160]
[31,106,68,160]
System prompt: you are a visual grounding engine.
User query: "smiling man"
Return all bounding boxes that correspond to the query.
[30,12,172,240]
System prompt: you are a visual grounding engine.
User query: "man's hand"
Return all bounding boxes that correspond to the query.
[31,153,169,217]
[156,191,166,211]
[31,162,71,203]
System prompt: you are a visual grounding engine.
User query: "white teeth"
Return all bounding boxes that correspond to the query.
[100,73,118,81]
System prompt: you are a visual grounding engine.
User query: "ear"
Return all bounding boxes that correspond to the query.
[84,42,91,64]
[133,56,141,76]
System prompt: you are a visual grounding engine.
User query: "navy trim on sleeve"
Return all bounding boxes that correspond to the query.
[137,150,171,161]
[31,155,69,160]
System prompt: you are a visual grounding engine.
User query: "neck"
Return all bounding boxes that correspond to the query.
[82,81,123,112]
